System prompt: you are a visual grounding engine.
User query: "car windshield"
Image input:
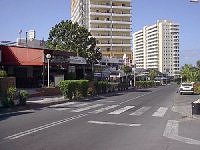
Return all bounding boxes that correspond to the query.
[182,84,192,86]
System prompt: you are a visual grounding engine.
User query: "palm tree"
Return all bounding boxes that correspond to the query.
[181,64,200,82]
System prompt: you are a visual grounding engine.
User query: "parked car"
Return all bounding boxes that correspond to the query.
[179,83,194,95]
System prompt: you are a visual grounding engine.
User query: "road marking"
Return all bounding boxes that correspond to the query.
[130,106,151,116]
[4,114,87,140]
[163,120,200,145]
[88,121,141,127]
[108,106,135,115]
[72,104,103,112]
[119,88,162,105]
[99,100,115,103]
[89,105,119,114]
[48,102,77,108]
[73,103,89,107]
[54,108,70,111]
[152,107,168,117]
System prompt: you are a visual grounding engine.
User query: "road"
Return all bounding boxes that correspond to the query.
[0,84,200,150]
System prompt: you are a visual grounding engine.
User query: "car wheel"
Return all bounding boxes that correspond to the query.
[180,92,182,95]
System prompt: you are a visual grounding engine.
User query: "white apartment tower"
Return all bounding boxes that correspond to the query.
[133,20,180,76]
[71,0,133,62]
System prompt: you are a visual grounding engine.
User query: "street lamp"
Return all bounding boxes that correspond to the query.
[132,64,136,87]
[46,54,51,88]
[180,76,182,84]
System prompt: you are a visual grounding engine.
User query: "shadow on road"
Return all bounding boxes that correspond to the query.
[0,111,34,121]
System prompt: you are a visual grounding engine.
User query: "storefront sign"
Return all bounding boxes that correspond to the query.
[69,56,86,64]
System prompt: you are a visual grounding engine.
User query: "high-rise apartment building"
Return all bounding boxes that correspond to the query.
[71,0,133,62]
[133,20,180,76]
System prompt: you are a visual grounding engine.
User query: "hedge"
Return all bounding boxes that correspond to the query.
[59,80,89,100]
[135,81,157,89]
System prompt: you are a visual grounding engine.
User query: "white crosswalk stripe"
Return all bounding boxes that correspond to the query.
[73,103,89,107]
[152,107,168,117]
[108,106,135,115]
[54,108,70,111]
[49,102,77,108]
[72,104,104,112]
[130,106,151,116]
[89,105,119,114]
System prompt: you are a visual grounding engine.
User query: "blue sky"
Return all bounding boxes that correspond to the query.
[0,0,200,66]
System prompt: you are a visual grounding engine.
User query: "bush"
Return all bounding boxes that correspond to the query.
[59,80,89,100]
[1,87,16,107]
[19,90,29,106]
[0,70,7,77]
[94,81,109,94]
[118,82,129,91]
[194,82,200,94]
[135,81,156,89]
[1,97,14,107]
[88,87,95,96]
[7,87,17,101]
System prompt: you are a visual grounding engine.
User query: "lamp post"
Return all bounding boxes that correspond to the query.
[46,54,51,88]
[180,76,182,84]
[132,64,136,87]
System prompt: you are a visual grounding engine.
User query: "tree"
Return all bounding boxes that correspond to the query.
[181,64,200,82]
[148,69,158,80]
[196,60,200,68]
[46,20,102,64]
[123,66,132,75]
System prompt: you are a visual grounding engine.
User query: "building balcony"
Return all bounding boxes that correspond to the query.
[112,13,131,17]
[112,0,131,2]
[112,43,132,47]
[90,27,111,31]
[90,4,111,9]
[90,20,111,24]
[112,20,132,25]
[112,36,132,39]
[112,28,131,32]
[97,43,131,47]
[89,27,131,32]
[112,5,131,10]
[90,12,111,16]
[93,35,131,40]
[94,36,112,39]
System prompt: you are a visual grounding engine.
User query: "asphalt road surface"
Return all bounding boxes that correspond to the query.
[0,84,200,150]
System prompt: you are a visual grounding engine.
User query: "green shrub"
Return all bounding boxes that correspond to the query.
[94,81,109,94]
[79,80,89,97]
[88,87,95,96]
[194,82,200,94]
[135,81,156,89]
[0,70,7,77]
[7,87,17,101]
[59,80,89,100]
[19,90,29,106]
[1,97,14,107]
[1,87,17,107]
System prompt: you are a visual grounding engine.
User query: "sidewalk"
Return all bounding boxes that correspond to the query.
[27,96,66,104]
[172,92,200,120]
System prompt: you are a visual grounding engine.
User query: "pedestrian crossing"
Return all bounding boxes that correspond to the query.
[49,102,168,118]
[130,106,151,116]
[108,106,135,115]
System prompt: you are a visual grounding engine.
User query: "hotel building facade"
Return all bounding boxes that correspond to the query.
[133,20,180,76]
[71,0,133,63]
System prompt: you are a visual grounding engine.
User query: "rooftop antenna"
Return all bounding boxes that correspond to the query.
[19,29,22,45]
